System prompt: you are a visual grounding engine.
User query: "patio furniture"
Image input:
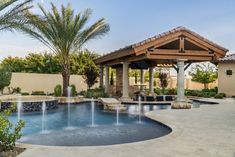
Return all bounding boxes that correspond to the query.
[146,96,155,101]
[156,96,164,101]
[165,95,174,101]
[135,95,145,101]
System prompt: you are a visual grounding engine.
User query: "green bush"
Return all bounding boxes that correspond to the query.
[185,89,217,98]
[80,87,108,98]
[185,89,200,96]
[0,102,25,151]
[165,88,177,95]
[31,91,46,95]
[154,88,161,95]
[21,92,29,96]
[13,87,21,94]
[70,84,77,97]
[219,93,226,98]
[214,93,224,99]
[54,85,62,97]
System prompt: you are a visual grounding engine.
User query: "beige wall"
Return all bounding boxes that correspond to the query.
[114,75,217,90]
[7,72,218,95]
[8,73,99,94]
[218,62,235,96]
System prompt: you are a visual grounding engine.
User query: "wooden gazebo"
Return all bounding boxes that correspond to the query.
[94,26,228,104]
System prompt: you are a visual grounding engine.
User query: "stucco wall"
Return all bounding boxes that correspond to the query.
[218,62,235,96]
[6,72,217,95]
[8,73,99,94]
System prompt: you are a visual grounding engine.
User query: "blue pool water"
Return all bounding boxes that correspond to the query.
[9,102,205,146]
[9,103,176,146]
[10,103,170,136]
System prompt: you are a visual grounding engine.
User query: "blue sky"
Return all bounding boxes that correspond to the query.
[0,0,235,59]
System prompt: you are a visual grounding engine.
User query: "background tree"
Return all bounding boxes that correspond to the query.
[189,63,217,89]
[0,0,32,32]
[23,3,109,96]
[110,71,114,85]
[158,71,169,94]
[83,62,99,89]
[0,66,12,94]
[1,56,26,72]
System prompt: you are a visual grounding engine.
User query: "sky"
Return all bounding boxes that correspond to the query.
[0,0,235,60]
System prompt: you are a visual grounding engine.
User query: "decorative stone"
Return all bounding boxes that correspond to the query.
[171,102,191,109]
[103,103,126,111]
[0,100,58,112]
[99,98,127,111]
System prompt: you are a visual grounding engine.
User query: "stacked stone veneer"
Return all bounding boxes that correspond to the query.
[0,100,58,112]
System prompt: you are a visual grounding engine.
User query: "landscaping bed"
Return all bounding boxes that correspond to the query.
[0,147,25,157]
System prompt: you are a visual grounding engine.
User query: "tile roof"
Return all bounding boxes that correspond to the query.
[219,53,235,62]
[103,26,228,56]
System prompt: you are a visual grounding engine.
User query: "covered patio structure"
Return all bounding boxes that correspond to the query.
[94,26,228,107]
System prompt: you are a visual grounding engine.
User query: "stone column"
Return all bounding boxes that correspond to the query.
[171,59,191,109]
[149,67,154,95]
[99,65,104,88]
[121,62,130,99]
[105,65,109,93]
[140,69,145,92]
[176,59,185,102]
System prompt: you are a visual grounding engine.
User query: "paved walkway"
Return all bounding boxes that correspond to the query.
[18,98,235,157]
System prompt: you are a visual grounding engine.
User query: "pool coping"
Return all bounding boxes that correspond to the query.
[17,97,233,157]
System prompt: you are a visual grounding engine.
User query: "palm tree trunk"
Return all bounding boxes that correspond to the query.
[62,64,70,96]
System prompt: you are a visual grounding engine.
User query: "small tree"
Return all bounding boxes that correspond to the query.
[189,63,217,89]
[83,63,99,89]
[158,72,169,94]
[0,102,25,151]
[0,67,12,94]
[110,71,114,85]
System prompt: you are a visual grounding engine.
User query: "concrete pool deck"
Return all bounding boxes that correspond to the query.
[18,98,235,157]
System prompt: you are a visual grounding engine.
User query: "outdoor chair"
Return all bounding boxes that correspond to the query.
[146,96,155,101]
[156,96,164,101]
[135,95,145,101]
[165,95,173,101]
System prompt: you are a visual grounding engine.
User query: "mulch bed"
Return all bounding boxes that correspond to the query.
[0,147,25,157]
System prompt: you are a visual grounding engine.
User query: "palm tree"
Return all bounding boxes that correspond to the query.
[0,0,32,32]
[24,3,110,96]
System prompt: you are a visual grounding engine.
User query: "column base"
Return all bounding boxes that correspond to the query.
[171,101,191,109]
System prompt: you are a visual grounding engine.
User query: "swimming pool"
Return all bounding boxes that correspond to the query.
[11,102,172,146]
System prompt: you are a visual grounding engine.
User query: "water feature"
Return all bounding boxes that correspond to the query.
[14,103,172,146]
[90,98,96,127]
[17,97,22,122]
[116,105,120,125]
[67,86,72,129]
[138,96,142,123]
[41,101,46,133]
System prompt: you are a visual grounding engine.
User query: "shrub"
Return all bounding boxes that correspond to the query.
[166,88,177,95]
[0,102,25,151]
[31,91,46,95]
[214,93,224,99]
[154,88,161,95]
[81,87,108,98]
[70,84,77,97]
[219,93,226,98]
[0,67,12,94]
[54,85,62,97]
[13,87,21,94]
[21,92,29,96]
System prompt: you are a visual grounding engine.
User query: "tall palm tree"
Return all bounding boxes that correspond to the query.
[0,0,32,32]
[24,3,110,96]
